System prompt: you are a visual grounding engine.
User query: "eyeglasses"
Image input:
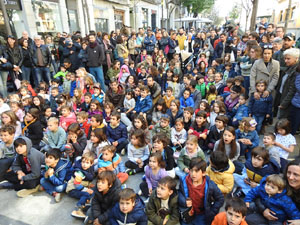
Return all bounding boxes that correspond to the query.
[263,44,273,49]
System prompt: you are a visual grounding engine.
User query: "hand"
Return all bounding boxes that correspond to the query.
[136,159,142,164]
[266,114,270,118]
[113,141,118,147]
[87,188,94,195]
[188,129,193,135]
[262,90,270,98]
[245,202,250,207]
[249,181,258,188]
[279,105,283,109]
[71,134,77,143]
[287,219,300,225]
[237,50,241,56]
[244,178,251,185]
[232,118,237,122]
[149,188,152,195]
[17,173,24,181]
[184,168,189,173]
[48,168,54,176]
[133,111,136,114]
[0,58,7,63]
[263,208,278,221]
[93,218,101,225]
[186,198,192,208]
[254,92,260,100]
[163,217,169,225]
[17,171,26,177]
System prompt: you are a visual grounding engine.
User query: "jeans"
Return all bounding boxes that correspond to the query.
[34,67,51,86]
[234,173,252,195]
[21,66,32,82]
[0,157,15,181]
[181,214,206,225]
[243,76,250,95]
[89,66,106,92]
[290,105,300,135]
[240,143,253,160]
[246,213,283,225]
[68,189,91,207]
[0,70,9,98]
[253,114,265,133]
[40,177,66,195]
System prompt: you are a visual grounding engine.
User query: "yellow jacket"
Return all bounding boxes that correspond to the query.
[206,160,235,194]
[176,35,187,50]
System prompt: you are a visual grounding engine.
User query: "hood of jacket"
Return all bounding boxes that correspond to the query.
[211,160,235,174]
[19,136,33,155]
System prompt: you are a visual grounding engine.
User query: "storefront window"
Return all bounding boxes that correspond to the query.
[95,18,108,33]
[68,10,78,33]
[142,8,148,28]
[114,10,124,30]
[32,0,62,33]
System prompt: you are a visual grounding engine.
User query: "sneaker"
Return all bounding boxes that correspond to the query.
[39,185,45,192]
[17,185,40,198]
[120,149,126,156]
[71,207,86,219]
[83,216,92,225]
[53,192,62,203]
[232,187,245,198]
[126,169,136,176]
[0,181,14,189]
[138,190,142,196]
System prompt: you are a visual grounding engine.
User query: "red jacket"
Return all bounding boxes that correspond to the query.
[81,120,90,137]
[59,112,77,131]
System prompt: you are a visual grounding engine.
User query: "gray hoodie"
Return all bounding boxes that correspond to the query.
[12,136,45,181]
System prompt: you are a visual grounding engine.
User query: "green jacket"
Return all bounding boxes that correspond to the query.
[106,68,120,81]
[177,146,205,171]
[152,124,171,140]
[146,190,180,225]
[196,83,206,98]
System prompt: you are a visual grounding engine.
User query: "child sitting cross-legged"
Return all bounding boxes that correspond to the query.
[233,147,280,198]
[109,188,148,225]
[59,105,77,131]
[40,148,71,202]
[180,89,195,110]
[77,111,90,138]
[146,176,180,225]
[244,174,300,225]
[98,145,128,184]
[152,115,171,140]
[232,94,249,128]
[212,197,248,225]
[68,152,95,219]
[139,152,168,198]
[178,157,224,225]
[207,115,228,151]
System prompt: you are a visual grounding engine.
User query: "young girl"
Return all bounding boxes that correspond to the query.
[118,64,130,85]
[175,135,205,178]
[1,110,22,138]
[236,117,259,160]
[88,99,102,118]
[22,108,43,149]
[139,152,167,197]
[151,98,167,125]
[195,100,210,119]
[125,129,150,175]
[188,110,209,149]
[171,118,187,148]
[103,102,115,124]
[59,105,77,131]
[67,123,87,160]
[274,119,296,170]
[214,126,243,173]
[166,99,183,127]
[210,101,226,128]
[9,101,24,122]
[206,85,217,105]
[168,74,181,99]
[152,134,175,178]
[129,114,151,145]
[120,90,136,127]
[73,88,84,112]
[31,95,46,112]
[19,86,29,99]
[248,79,272,133]
[92,83,105,105]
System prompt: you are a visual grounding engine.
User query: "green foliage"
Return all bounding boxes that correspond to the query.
[229,4,241,20]
[182,0,215,14]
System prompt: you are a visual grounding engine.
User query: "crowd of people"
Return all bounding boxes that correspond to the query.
[0,22,300,225]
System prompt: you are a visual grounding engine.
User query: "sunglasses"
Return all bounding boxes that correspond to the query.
[263,44,273,49]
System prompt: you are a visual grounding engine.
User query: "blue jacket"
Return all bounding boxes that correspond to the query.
[42,158,71,186]
[235,129,259,149]
[166,109,183,127]
[70,158,94,182]
[144,35,156,52]
[178,175,224,225]
[291,72,300,108]
[109,196,147,225]
[244,177,300,222]
[232,104,248,121]
[106,122,128,144]
[214,41,224,59]
[134,95,152,113]
[98,153,126,174]
[180,96,195,110]
[248,93,273,116]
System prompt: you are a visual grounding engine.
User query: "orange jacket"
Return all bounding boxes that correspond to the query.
[212,212,248,225]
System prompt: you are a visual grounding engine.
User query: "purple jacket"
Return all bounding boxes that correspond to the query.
[145,165,167,189]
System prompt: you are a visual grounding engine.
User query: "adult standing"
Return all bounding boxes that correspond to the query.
[144,30,156,56]
[32,35,51,86]
[45,35,58,74]
[102,32,114,73]
[86,34,106,92]
[250,45,279,97]
[277,48,299,119]
[19,38,33,82]
[136,28,145,51]
[275,26,285,39]
[188,79,202,110]
[158,31,169,52]
[167,32,177,61]
[290,63,300,134]
[18,31,34,47]
[0,44,10,98]
[110,31,117,48]
[63,38,81,72]
[214,33,227,59]
[116,35,128,65]
[176,28,186,51]
[128,32,139,63]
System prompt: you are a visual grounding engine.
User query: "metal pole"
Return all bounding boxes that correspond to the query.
[0,0,12,35]
[161,0,163,28]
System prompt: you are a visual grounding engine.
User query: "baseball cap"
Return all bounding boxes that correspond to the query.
[283,33,296,41]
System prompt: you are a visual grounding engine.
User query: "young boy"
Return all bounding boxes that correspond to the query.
[59,105,77,131]
[207,115,228,151]
[109,188,148,225]
[225,85,241,117]
[263,132,281,166]
[146,176,180,225]
[0,125,16,181]
[133,86,153,116]
[106,111,128,154]
[206,151,235,195]
[49,87,60,115]
[178,157,224,225]
[223,62,236,82]
[43,117,67,152]
[234,76,245,94]
[195,75,206,99]
[92,83,105,105]
[87,171,121,225]
[68,152,95,218]
[245,174,300,224]
[1,137,44,197]
[163,87,175,109]
[87,114,105,139]
[180,89,195,110]
[212,197,248,225]
[232,94,249,128]
[40,148,71,202]
[80,92,92,112]
[152,115,171,139]
[223,78,234,95]
[233,147,280,198]
[214,72,225,95]
[183,107,194,132]
[77,111,90,137]
[63,72,72,94]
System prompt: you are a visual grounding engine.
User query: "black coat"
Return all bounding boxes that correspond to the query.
[6,45,23,67]
[86,42,105,67]
[23,119,44,149]
[32,44,51,67]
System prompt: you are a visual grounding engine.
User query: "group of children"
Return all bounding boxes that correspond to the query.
[0,50,299,225]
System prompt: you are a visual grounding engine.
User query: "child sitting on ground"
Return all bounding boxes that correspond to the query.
[183,107,194,132]
[206,150,235,195]
[67,152,95,218]
[98,145,128,184]
[212,197,248,225]
[171,118,187,150]
[232,94,249,128]
[109,188,148,225]
[244,174,300,224]
[163,87,175,109]
[178,157,224,225]
[180,89,195,110]
[59,105,77,131]
[139,152,168,198]
[87,114,105,139]
[146,176,180,225]
[43,117,66,152]
[207,115,228,151]
[262,132,281,166]
[40,148,71,202]
[67,123,87,159]
[76,111,90,138]
[225,85,241,117]
[152,115,171,140]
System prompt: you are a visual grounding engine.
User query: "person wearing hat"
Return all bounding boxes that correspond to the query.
[63,38,81,72]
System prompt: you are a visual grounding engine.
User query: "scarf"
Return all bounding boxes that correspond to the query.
[89,41,97,48]
[22,118,36,135]
[103,39,112,68]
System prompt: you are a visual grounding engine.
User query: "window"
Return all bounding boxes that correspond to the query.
[279,10,283,22]
[142,8,148,28]
[68,10,79,33]
[95,18,108,33]
[290,7,296,20]
[114,10,124,30]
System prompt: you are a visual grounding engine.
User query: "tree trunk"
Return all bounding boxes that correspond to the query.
[249,0,258,31]
[245,15,249,32]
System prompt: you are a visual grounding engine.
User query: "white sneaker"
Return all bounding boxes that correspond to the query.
[120,149,126,156]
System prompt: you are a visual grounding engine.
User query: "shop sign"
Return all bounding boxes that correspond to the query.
[4,0,21,10]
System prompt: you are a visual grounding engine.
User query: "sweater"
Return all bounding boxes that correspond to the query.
[47,127,67,149]
[207,125,224,145]
[127,143,150,164]
[213,140,240,161]
[177,147,205,171]
[212,212,248,225]
[106,122,128,144]
[171,127,187,145]
[145,165,168,189]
